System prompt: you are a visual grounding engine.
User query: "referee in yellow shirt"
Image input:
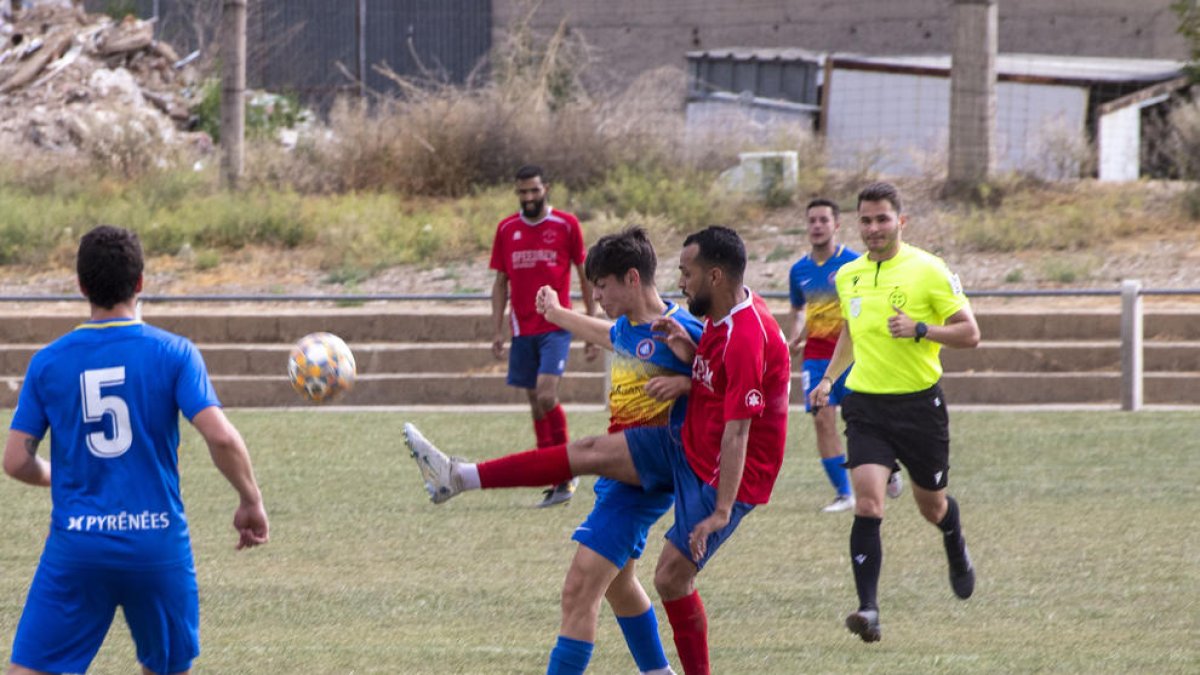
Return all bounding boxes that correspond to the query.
[810,182,981,643]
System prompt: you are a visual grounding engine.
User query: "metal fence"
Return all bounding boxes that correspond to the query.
[84,0,492,105]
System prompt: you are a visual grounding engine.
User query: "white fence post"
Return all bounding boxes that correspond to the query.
[1120,279,1143,411]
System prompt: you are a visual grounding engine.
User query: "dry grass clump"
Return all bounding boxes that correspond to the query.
[950,180,1183,253]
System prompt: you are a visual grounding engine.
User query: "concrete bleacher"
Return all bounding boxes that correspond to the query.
[0,305,1197,407]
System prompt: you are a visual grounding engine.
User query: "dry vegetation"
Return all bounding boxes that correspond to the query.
[2,5,1200,295]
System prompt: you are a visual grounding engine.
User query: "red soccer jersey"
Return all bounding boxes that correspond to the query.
[682,291,790,505]
[489,209,586,337]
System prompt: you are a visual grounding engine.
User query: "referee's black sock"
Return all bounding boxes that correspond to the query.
[849,515,883,611]
[938,495,966,558]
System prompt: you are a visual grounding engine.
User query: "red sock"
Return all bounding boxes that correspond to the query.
[545,404,569,446]
[477,444,573,489]
[532,415,553,448]
[663,591,709,675]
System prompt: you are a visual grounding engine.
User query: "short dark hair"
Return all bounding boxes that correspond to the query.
[515,164,544,182]
[806,198,840,219]
[77,225,143,309]
[584,226,657,285]
[682,225,746,285]
[857,182,903,213]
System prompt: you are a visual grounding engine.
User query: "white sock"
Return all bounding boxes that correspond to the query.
[643,667,676,675]
[457,463,481,491]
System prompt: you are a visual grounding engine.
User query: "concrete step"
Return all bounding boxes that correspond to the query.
[0,309,1195,343]
[1,369,1190,408]
[1,370,1190,408]
[0,340,1195,377]
[0,307,1195,406]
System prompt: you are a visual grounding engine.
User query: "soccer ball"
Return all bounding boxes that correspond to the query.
[287,332,356,403]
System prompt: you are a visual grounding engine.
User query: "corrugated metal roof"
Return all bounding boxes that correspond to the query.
[686,48,823,63]
[831,52,1185,85]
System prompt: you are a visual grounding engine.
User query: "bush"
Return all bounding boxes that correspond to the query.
[953,182,1152,252]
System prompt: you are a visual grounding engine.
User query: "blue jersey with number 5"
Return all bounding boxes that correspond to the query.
[11,319,220,570]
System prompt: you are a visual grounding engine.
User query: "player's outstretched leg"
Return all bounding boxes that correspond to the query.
[404,423,466,504]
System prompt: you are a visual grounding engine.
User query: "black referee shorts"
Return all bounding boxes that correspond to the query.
[840,384,951,491]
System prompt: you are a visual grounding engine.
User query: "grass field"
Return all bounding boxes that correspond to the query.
[0,409,1196,674]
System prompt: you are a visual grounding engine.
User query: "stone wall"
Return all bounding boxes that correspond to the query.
[494,0,1189,87]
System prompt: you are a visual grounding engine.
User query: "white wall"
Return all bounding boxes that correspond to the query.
[825,68,1088,178]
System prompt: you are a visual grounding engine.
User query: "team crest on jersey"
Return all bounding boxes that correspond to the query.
[513,230,522,241]
[542,229,558,244]
[889,288,907,308]
[744,389,763,408]
[849,297,862,318]
[635,338,655,359]
[692,356,715,392]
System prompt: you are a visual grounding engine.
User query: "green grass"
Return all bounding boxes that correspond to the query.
[0,410,1197,673]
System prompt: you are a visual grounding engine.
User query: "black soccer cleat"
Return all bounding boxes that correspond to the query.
[845,609,881,643]
[947,539,976,600]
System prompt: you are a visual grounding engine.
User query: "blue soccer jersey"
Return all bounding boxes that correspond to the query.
[11,319,220,570]
[788,245,860,360]
[573,302,704,568]
[606,302,704,432]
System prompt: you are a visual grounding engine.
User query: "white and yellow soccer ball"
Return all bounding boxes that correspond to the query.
[287,332,356,403]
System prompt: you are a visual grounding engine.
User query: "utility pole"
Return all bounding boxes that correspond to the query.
[947,0,997,194]
[221,0,247,190]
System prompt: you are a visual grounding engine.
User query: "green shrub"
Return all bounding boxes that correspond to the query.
[575,165,733,231]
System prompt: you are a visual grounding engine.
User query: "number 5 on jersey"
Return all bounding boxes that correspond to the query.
[81,367,132,458]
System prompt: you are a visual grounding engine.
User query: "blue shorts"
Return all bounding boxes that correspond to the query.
[507,330,572,389]
[11,557,200,675]
[572,477,674,569]
[625,425,754,571]
[802,358,851,412]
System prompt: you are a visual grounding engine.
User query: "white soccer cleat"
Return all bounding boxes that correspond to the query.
[821,494,856,513]
[535,476,579,508]
[887,469,904,499]
[403,423,463,504]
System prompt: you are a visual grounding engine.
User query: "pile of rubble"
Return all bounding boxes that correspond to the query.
[0,2,203,158]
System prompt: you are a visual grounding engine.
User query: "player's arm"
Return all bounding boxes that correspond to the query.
[644,374,692,401]
[574,263,600,361]
[651,316,698,364]
[490,271,509,360]
[536,285,613,349]
[888,305,980,348]
[2,430,50,487]
[688,417,752,560]
[788,304,807,356]
[191,406,269,550]
[810,323,855,408]
[574,263,597,318]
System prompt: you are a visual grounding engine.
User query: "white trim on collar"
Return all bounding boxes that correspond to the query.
[519,206,555,226]
[714,287,755,327]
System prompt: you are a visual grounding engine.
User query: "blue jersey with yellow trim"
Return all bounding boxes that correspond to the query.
[606,302,704,432]
[789,245,861,360]
[11,319,220,570]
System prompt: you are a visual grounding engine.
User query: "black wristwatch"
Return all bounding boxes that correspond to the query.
[914,321,928,342]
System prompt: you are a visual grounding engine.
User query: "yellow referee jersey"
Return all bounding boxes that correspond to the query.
[835,243,969,394]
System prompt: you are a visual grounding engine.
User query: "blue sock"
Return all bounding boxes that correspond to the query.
[547,635,593,675]
[616,607,670,672]
[822,455,852,497]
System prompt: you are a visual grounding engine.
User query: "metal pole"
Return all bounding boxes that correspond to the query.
[220,0,247,190]
[1120,279,1143,411]
[356,0,367,98]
